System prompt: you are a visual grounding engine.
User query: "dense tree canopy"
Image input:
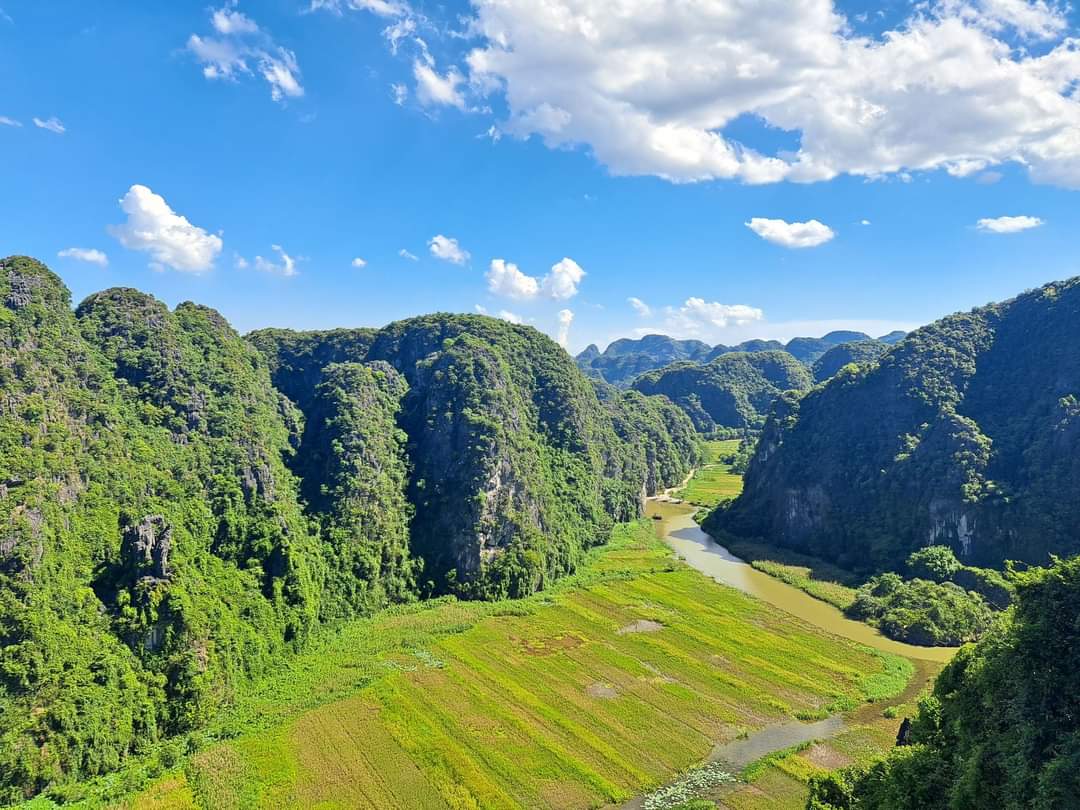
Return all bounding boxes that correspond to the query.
[809,554,1080,809]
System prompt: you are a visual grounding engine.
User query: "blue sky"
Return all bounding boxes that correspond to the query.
[2,0,1079,352]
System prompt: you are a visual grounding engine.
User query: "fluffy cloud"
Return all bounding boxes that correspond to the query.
[188,5,303,102]
[0,115,20,127]
[428,234,470,264]
[498,309,523,324]
[556,308,574,348]
[666,298,765,337]
[57,248,108,268]
[351,257,368,268]
[254,245,299,277]
[109,185,222,273]
[486,257,585,300]
[628,296,652,317]
[33,116,65,134]
[746,218,836,248]
[486,258,539,299]
[540,258,585,300]
[461,0,1080,187]
[414,56,466,110]
[976,214,1046,232]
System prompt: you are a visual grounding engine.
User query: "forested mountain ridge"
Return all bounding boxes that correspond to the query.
[577,331,898,387]
[711,276,1080,572]
[251,315,702,598]
[0,257,700,800]
[631,350,813,432]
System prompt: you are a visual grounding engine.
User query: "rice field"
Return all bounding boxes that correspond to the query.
[124,522,912,810]
[676,440,744,508]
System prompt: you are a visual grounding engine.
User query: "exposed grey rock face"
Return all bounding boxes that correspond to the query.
[121,514,172,582]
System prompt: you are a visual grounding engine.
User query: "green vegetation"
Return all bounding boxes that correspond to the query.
[633,351,813,432]
[675,440,745,508]
[0,257,702,801]
[845,575,993,646]
[808,555,1080,809]
[811,341,889,384]
[725,541,860,611]
[114,521,910,810]
[713,276,1080,572]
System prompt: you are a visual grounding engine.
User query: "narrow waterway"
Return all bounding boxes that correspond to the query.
[647,500,956,663]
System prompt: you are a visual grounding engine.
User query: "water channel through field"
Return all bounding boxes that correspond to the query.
[647,500,956,663]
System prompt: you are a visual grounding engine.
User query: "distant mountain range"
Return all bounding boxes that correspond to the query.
[577,329,907,386]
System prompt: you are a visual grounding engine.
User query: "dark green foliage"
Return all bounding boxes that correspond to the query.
[811,555,1080,809]
[253,316,702,600]
[905,545,962,581]
[812,340,889,383]
[0,258,701,800]
[715,277,1080,572]
[0,258,319,801]
[632,351,813,431]
[845,573,993,646]
[297,361,417,617]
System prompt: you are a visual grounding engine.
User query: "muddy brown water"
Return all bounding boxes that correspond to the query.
[648,500,956,663]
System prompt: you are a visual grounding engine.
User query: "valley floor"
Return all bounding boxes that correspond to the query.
[113,521,916,810]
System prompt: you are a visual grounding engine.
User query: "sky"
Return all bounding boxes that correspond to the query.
[2,0,1079,353]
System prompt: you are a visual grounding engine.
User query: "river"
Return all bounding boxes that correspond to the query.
[647,500,955,663]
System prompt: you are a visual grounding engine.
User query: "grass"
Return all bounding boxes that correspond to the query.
[675,440,744,508]
[725,539,861,611]
[102,520,912,810]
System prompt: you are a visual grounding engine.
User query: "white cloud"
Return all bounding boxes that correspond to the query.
[391,82,409,105]
[188,5,303,103]
[463,0,1080,188]
[414,57,466,110]
[486,258,539,299]
[234,253,250,269]
[474,304,488,314]
[976,214,1046,232]
[428,234,470,264]
[399,248,419,261]
[0,116,21,127]
[109,185,222,273]
[556,308,574,348]
[746,218,836,248]
[540,257,585,300]
[33,116,65,134]
[351,257,368,268]
[254,244,299,277]
[498,309,523,324]
[486,257,585,301]
[860,219,872,226]
[310,0,410,16]
[628,296,652,317]
[57,247,108,268]
[664,298,765,338]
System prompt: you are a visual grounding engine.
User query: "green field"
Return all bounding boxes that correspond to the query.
[675,440,744,508]
[725,540,861,611]
[113,521,911,810]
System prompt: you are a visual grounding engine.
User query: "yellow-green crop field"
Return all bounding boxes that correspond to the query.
[676,440,744,508]
[124,522,910,810]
